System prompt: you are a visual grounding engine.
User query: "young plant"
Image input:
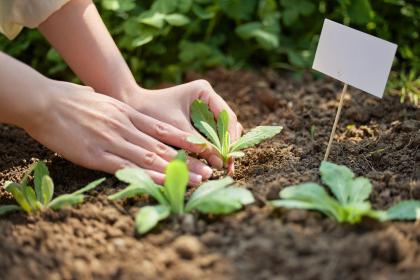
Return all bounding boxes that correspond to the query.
[269,161,420,223]
[108,153,255,234]
[0,162,105,215]
[188,99,282,168]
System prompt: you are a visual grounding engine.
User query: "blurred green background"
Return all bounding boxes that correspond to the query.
[1,0,418,104]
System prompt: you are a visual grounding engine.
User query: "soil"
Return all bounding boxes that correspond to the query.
[1,68,419,280]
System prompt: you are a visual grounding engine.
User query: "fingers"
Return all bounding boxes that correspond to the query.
[122,126,213,180]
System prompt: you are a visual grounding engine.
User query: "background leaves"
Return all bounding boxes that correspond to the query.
[0,0,418,99]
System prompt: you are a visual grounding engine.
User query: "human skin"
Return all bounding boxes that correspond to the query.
[0,0,241,185]
[0,52,207,186]
[38,0,242,177]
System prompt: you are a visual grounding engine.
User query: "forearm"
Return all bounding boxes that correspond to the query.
[38,0,138,101]
[0,52,49,129]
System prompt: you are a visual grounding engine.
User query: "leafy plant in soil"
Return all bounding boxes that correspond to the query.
[188,99,282,171]
[269,161,420,223]
[108,153,255,234]
[0,161,105,215]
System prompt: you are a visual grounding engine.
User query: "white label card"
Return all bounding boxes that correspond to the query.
[313,19,397,98]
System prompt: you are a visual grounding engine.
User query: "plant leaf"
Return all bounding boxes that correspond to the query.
[164,160,188,214]
[278,183,343,220]
[114,168,167,205]
[192,187,254,214]
[108,184,146,200]
[72,178,105,195]
[164,14,190,26]
[320,161,354,204]
[348,177,372,203]
[0,205,22,216]
[385,200,420,220]
[135,205,170,234]
[230,126,282,152]
[23,186,38,211]
[186,177,234,211]
[41,175,54,205]
[33,161,49,203]
[217,110,230,160]
[140,12,166,29]
[48,194,84,210]
[190,100,221,149]
[4,182,32,213]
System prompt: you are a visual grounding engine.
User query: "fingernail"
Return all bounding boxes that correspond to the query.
[209,155,223,169]
[189,172,202,185]
[202,166,213,179]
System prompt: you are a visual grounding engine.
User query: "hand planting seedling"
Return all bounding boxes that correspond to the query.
[269,161,420,223]
[0,161,105,215]
[188,99,282,172]
[108,153,255,234]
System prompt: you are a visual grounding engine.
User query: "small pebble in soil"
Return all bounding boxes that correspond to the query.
[173,235,203,260]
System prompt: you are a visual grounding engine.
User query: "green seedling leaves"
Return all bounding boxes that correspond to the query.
[48,194,84,211]
[34,161,49,204]
[72,178,106,195]
[41,176,54,205]
[384,200,420,220]
[4,182,32,213]
[111,168,167,205]
[269,161,420,224]
[320,161,354,204]
[189,99,282,167]
[191,99,221,149]
[136,205,170,234]
[192,187,254,214]
[271,182,343,221]
[230,126,283,152]
[111,157,255,234]
[1,162,104,215]
[0,205,22,215]
[164,160,189,214]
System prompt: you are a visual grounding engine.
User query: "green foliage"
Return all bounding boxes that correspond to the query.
[269,161,420,223]
[188,99,282,165]
[0,0,418,98]
[0,162,105,215]
[109,157,254,234]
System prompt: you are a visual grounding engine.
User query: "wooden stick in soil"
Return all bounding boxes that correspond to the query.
[324,83,348,161]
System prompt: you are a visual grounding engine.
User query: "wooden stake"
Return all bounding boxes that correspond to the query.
[324,83,348,161]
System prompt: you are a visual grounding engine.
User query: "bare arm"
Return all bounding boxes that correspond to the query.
[38,0,137,101]
[38,0,243,170]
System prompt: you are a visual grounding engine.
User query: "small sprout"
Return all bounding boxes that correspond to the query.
[269,161,420,223]
[0,161,105,215]
[188,99,282,168]
[109,155,254,234]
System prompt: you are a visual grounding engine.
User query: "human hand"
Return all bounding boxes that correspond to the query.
[124,80,243,171]
[22,80,213,186]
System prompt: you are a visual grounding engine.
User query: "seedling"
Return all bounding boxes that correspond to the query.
[269,161,420,223]
[108,153,254,234]
[0,162,105,215]
[188,99,282,167]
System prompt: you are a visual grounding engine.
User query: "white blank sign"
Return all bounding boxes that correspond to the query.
[313,19,397,98]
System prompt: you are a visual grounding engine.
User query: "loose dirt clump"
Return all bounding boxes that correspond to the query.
[1,68,419,279]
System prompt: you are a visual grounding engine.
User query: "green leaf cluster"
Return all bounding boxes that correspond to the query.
[0,162,105,215]
[188,99,282,165]
[108,156,254,234]
[1,0,418,101]
[270,161,420,223]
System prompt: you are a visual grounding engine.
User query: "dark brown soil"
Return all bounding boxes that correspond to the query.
[1,68,419,280]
